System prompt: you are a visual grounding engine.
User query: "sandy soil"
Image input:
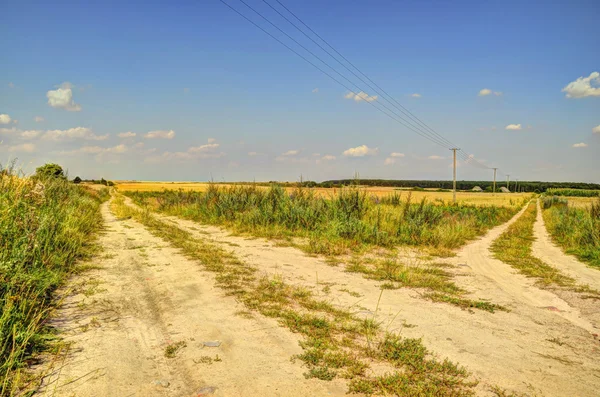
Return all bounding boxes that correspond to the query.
[37,198,348,397]
[532,199,600,289]
[125,198,600,396]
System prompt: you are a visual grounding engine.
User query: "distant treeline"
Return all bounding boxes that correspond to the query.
[316,179,600,192]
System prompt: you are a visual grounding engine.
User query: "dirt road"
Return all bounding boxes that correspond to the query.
[39,197,600,396]
[38,199,347,397]
[532,199,600,289]
[133,199,600,396]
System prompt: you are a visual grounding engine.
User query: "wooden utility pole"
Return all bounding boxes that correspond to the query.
[492,168,497,194]
[450,148,459,203]
[506,174,510,192]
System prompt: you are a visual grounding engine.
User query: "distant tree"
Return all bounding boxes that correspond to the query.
[35,163,66,180]
[73,176,82,184]
[100,178,107,186]
[107,181,114,186]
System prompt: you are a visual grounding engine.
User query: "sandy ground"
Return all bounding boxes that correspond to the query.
[532,199,600,289]
[122,197,600,396]
[37,195,600,397]
[37,198,348,397]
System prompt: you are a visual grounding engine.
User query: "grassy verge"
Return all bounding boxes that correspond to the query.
[542,197,600,269]
[491,201,595,292]
[0,170,106,395]
[123,184,521,257]
[112,194,478,396]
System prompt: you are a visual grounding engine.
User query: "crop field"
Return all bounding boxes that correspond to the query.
[4,172,600,397]
[115,181,531,207]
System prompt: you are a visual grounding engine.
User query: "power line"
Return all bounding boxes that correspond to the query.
[220,0,453,149]
[233,0,454,149]
[221,0,508,178]
[260,0,457,149]
[270,0,460,150]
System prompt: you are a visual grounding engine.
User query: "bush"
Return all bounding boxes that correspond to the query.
[34,163,66,180]
[73,176,82,184]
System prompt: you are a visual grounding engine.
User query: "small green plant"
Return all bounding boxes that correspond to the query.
[164,341,187,358]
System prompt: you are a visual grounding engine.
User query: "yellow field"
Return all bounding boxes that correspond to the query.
[567,197,599,208]
[115,181,532,207]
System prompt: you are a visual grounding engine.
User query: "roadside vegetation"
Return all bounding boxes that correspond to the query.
[124,184,521,257]
[491,201,596,292]
[545,188,600,197]
[542,196,600,269]
[111,194,478,396]
[0,163,106,395]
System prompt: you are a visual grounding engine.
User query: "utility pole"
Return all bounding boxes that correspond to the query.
[506,174,510,192]
[492,168,497,194]
[450,148,460,203]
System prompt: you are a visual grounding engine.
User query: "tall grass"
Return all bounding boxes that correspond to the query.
[543,197,600,269]
[0,166,105,394]
[125,184,520,255]
[545,188,600,197]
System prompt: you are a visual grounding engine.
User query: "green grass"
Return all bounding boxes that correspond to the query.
[0,167,106,395]
[542,197,600,269]
[344,256,507,313]
[112,194,477,396]
[124,184,519,256]
[491,201,591,290]
[545,188,600,197]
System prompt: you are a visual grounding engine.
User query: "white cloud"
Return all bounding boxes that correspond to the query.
[344,91,378,102]
[281,150,299,156]
[46,82,82,111]
[428,155,444,160]
[384,157,396,165]
[592,125,600,134]
[390,152,405,158]
[312,88,319,93]
[505,124,522,131]
[144,130,175,139]
[8,143,36,153]
[20,130,42,140]
[118,131,136,138]
[572,142,588,148]
[189,143,220,153]
[0,127,17,135]
[410,93,421,98]
[34,116,44,123]
[343,145,378,157]
[479,88,502,96]
[247,151,261,156]
[0,114,12,124]
[321,155,336,161]
[562,72,600,98]
[12,119,18,125]
[8,82,15,88]
[208,137,216,143]
[43,127,108,141]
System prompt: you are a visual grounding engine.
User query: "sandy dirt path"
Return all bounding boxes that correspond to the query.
[532,199,600,289]
[37,198,348,397]
[131,198,600,396]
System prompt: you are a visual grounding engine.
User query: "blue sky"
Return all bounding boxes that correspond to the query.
[1,0,599,182]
